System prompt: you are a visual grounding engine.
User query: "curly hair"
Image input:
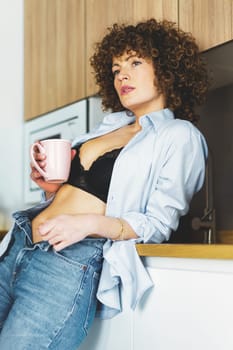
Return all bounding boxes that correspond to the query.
[90,18,209,123]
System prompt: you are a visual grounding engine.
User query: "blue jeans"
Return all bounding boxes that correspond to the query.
[0,207,105,349]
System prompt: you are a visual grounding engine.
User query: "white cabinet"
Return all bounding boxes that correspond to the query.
[134,258,233,350]
[80,257,233,350]
[79,307,132,350]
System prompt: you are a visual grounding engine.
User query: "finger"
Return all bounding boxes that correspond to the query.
[71,149,76,160]
[31,169,42,179]
[32,159,46,167]
[48,236,62,246]
[41,230,58,241]
[32,152,46,161]
[38,220,56,236]
[30,158,46,169]
[53,241,69,251]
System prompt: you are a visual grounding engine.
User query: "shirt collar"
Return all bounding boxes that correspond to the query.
[139,108,175,130]
[72,108,174,146]
[101,108,175,128]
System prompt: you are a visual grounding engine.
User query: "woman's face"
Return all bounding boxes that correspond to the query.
[112,51,165,117]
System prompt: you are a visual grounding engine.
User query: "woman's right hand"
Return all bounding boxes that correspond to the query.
[30,150,62,196]
[30,147,77,198]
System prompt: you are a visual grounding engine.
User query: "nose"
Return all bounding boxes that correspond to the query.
[117,70,129,81]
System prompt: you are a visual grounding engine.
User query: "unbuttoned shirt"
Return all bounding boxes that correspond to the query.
[0,108,208,319]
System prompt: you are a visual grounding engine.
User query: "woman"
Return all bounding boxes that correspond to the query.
[0,19,208,349]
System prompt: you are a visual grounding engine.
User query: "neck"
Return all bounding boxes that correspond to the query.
[132,105,166,123]
[131,98,166,120]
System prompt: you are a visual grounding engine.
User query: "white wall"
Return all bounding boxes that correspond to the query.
[0,0,24,229]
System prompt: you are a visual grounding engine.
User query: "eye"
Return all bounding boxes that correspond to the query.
[112,69,120,77]
[132,60,142,67]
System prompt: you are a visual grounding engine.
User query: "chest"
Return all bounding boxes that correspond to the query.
[78,126,140,170]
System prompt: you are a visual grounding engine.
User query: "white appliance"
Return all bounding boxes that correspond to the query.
[87,95,108,131]
[24,96,107,204]
[24,99,87,204]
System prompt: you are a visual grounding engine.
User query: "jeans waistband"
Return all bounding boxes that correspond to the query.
[12,199,106,250]
[12,198,53,224]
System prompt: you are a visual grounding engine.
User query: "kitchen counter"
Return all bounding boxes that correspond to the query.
[136,243,233,259]
[80,243,233,350]
[1,229,233,259]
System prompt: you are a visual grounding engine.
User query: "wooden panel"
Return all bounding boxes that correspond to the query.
[136,243,233,259]
[179,0,232,51]
[24,0,85,120]
[85,0,135,97]
[133,0,178,23]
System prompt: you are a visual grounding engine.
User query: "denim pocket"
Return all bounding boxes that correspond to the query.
[53,238,104,270]
[53,248,88,270]
[52,242,103,335]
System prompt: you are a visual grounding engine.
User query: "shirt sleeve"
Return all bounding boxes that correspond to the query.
[122,125,208,243]
[40,191,55,203]
[40,191,47,202]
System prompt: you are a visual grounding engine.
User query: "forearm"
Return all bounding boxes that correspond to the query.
[87,214,138,241]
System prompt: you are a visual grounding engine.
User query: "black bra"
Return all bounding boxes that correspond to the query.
[66,143,123,203]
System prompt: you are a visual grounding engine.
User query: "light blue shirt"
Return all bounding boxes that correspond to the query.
[72,108,207,242]
[72,108,208,319]
[0,108,208,319]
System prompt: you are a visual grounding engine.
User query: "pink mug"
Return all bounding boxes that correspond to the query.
[30,139,72,183]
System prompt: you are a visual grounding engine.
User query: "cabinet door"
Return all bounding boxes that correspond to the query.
[179,0,232,51]
[24,0,85,120]
[133,0,178,22]
[85,0,134,97]
[134,263,233,350]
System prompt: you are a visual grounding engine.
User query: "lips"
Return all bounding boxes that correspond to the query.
[120,85,135,95]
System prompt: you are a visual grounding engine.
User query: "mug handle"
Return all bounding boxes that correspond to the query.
[30,142,47,178]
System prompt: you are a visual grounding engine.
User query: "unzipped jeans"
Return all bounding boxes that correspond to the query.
[0,206,105,350]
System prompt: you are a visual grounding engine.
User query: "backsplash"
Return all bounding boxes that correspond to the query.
[169,83,233,243]
[199,83,233,230]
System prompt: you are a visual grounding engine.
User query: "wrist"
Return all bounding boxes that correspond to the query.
[85,215,128,241]
[114,218,125,240]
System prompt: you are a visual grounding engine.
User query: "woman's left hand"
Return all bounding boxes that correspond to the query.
[38,214,92,251]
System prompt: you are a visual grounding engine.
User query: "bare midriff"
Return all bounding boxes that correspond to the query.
[31,184,106,243]
[31,123,142,243]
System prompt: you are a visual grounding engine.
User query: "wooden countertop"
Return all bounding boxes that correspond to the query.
[136,244,233,259]
[1,229,233,259]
